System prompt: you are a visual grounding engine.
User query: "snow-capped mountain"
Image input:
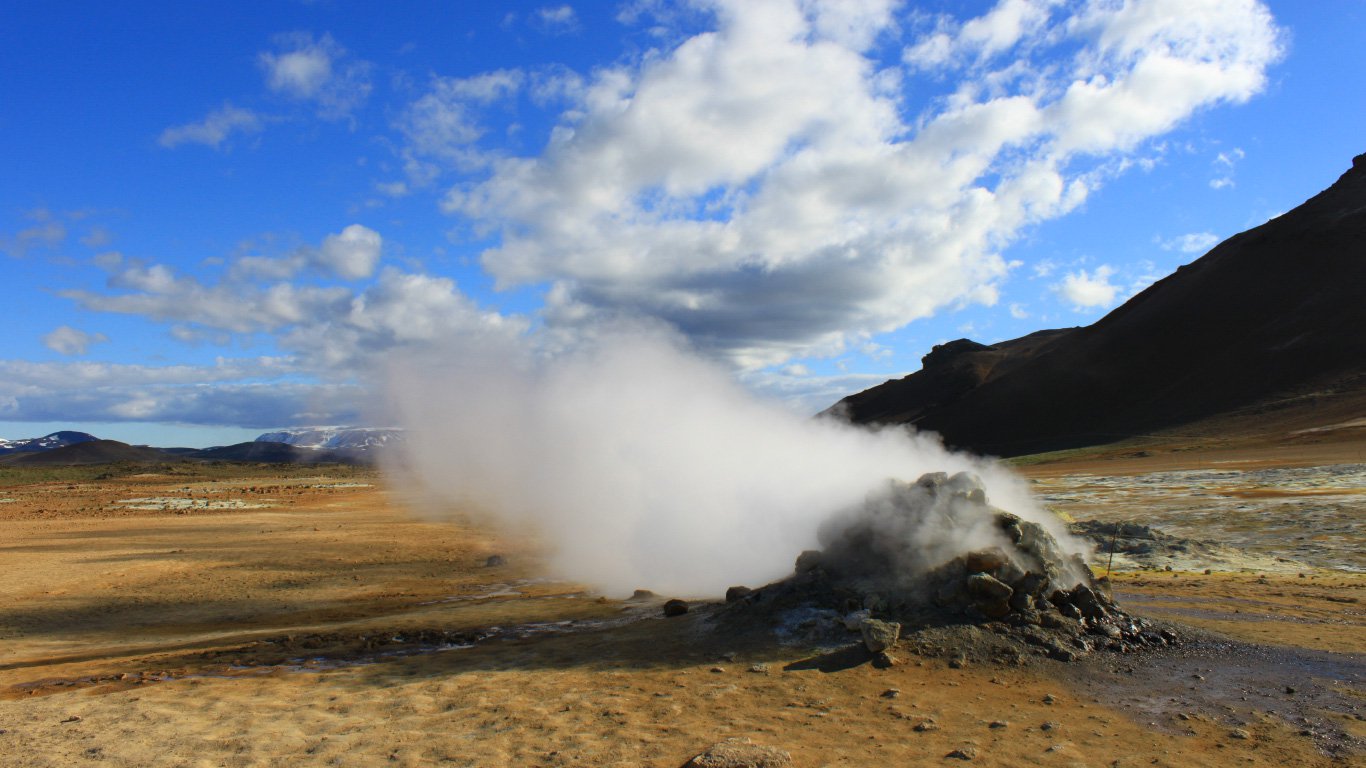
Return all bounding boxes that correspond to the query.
[253,427,405,452]
[0,431,100,455]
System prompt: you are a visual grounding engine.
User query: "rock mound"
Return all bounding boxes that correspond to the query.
[724,472,1172,663]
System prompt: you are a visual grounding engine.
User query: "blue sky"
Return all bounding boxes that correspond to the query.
[1,0,1362,447]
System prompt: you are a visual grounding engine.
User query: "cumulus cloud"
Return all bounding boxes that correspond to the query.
[159,103,263,149]
[42,326,108,356]
[1055,264,1119,310]
[258,32,371,119]
[318,224,382,279]
[0,358,364,428]
[61,224,522,376]
[444,0,1282,370]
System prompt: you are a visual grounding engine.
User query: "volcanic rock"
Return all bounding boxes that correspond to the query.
[663,599,689,617]
[725,586,753,603]
[721,471,1158,664]
[684,738,793,768]
[859,618,900,653]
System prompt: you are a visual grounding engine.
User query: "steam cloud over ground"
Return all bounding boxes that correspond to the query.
[386,331,1082,596]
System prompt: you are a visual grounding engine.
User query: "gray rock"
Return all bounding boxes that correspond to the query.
[663,599,689,617]
[860,618,901,653]
[684,738,793,768]
[966,573,1013,602]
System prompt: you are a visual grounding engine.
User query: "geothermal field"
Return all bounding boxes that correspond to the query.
[0,432,1362,768]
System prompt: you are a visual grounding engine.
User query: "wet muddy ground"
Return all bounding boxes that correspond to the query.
[1032,463,1366,572]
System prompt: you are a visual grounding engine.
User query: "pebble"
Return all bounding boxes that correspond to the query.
[1042,694,1057,705]
[1230,728,1251,740]
[881,688,900,698]
[749,664,770,674]
[913,719,940,732]
[988,720,1008,729]
[1041,721,1059,731]
[946,746,977,760]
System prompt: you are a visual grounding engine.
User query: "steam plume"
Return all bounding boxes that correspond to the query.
[385,330,1080,596]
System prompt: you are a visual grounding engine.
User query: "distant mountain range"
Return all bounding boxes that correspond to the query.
[253,426,405,451]
[827,153,1366,457]
[0,426,403,466]
[0,430,99,456]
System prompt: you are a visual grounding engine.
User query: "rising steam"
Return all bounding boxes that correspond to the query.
[384,330,1081,596]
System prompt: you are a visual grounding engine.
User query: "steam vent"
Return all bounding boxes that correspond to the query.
[726,472,1174,664]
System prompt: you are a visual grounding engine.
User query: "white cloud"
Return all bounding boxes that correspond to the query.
[318,224,382,279]
[0,358,364,428]
[42,326,108,356]
[1009,302,1029,319]
[159,103,263,149]
[395,70,524,185]
[535,5,579,33]
[62,224,522,375]
[1054,264,1119,310]
[258,33,371,119]
[1209,146,1245,189]
[1159,231,1219,253]
[1,208,67,256]
[442,0,1279,369]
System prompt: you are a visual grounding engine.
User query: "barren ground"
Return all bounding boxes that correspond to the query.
[0,444,1362,767]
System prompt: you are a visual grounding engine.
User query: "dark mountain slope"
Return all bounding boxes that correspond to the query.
[831,154,1366,456]
[187,441,364,464]
[0,440,174,466]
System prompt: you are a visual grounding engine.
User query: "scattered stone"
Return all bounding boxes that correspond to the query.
[946,746,977,760]
[663,599,689,617]
[726,586,753,603]
[1230,728,1251,740]
[749,664,770,674]
[988,720,1008,729]
[1284,686,1296,695]
[913,719,940,732]
[860,618,901,654]
[685,737,793,768]
[710,667,726,674]
[874,651,901,668]
[1041,721,1059,731]
[483,555,505,567]
[60,716,81,724]
[1042,694,1057,705]
[949,656,967,669]
[881,688,901,699]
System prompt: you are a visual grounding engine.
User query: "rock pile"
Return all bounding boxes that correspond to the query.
[724,472,1175,662]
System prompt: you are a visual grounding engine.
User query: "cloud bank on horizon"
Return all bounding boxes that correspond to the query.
[0,0,1305,439]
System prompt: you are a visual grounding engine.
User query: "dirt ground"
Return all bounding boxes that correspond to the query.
[0,450,1361,767]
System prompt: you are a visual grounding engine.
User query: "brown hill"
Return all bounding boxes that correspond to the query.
[830,154,1366,456]
[0,440,174,466]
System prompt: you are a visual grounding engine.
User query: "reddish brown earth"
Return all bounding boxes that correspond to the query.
[0,453,1361,767]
